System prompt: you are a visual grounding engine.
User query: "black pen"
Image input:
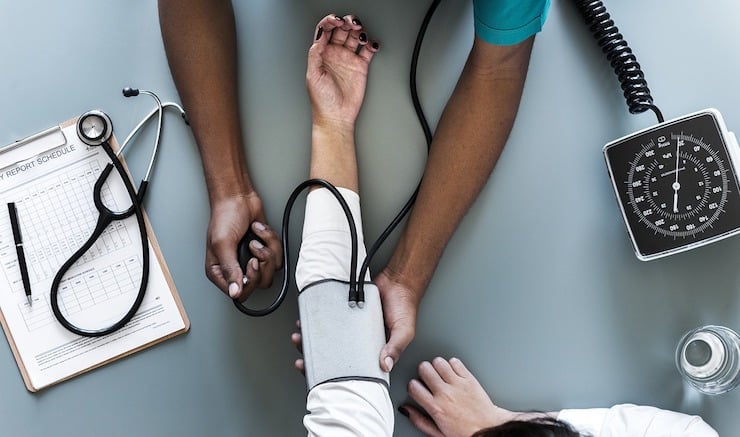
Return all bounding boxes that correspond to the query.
[7,202,32,305]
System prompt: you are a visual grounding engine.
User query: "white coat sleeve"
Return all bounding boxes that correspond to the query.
[558,404,718,437]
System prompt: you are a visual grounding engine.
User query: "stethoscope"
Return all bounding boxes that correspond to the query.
[50,87,188,337]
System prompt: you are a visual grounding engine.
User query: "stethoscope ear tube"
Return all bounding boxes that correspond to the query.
[50,141,150,337]
[232,179,361,316]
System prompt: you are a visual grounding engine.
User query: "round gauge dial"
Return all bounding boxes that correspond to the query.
[626,133,730,238]
[604,110,740,260]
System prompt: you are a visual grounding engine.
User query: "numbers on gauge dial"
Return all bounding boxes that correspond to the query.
[626,133,730,237]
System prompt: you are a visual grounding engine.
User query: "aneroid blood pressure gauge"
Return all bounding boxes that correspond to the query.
[604,109,740,260]
[573,1,740,261]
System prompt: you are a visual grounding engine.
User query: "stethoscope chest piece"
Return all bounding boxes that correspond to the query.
[77,110,113,146]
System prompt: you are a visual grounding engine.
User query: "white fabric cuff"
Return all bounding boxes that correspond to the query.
[296,187,369,290]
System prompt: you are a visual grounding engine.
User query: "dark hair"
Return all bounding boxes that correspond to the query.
[472,416,586,437]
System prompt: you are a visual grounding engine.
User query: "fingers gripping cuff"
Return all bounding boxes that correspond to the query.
[298,279,389,391]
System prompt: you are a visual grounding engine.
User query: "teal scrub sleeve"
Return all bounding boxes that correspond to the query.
[473,0,551,46]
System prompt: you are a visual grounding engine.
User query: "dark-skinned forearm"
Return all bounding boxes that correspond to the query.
[384,36,535,301]
[158,0,251,206]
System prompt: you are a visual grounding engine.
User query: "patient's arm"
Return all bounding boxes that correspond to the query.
[295,13,392,437]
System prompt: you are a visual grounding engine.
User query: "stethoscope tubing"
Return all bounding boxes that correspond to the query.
[232,178,361,316]
[118,102,187,157]
[50,140,150,337]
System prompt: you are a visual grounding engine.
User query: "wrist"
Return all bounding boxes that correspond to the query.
[309,123,359,191]
[495,408,521,425]
[383,239,440,302]
[208,184,256,210]
[207,179,253,205]
[311,117,356,138]
[311,123,356,154]
[193,134,253,205]
[379,262,428,308]
[207,179,257,211]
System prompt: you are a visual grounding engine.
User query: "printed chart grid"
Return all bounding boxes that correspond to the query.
[16,256,142,332]
[11,160,133,282]
[0,154,143,332]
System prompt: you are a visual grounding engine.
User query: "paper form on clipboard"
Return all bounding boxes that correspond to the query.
[0,116,189,392]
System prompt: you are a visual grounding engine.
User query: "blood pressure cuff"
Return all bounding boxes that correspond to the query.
[298,279,389,391]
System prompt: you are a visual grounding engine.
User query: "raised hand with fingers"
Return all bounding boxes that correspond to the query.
[307,14,380,130]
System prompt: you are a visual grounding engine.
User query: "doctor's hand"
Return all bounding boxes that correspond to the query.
[205,192,282,300]
[290,319,306,374]
[307,14,379,130]
[400,357,517,437]
[374,269,420,373]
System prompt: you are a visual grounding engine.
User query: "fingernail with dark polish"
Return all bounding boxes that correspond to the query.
[352,18,362,26]
[359,33,367,43]
[315,26,323,40]
[398,406,409,417]
[335,15,344,21]
[372,42,380,50]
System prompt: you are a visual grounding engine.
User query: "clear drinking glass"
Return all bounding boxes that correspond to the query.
[676,325,740,395]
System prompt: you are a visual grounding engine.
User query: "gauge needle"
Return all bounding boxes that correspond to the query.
[673,138,682,213]
[661,167,685,177]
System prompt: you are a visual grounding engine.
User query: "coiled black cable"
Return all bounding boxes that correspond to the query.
[574,0,664,123]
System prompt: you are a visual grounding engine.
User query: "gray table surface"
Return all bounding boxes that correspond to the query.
[2,0,740,435]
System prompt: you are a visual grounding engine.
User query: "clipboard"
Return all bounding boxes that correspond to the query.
[0,115,190,392]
